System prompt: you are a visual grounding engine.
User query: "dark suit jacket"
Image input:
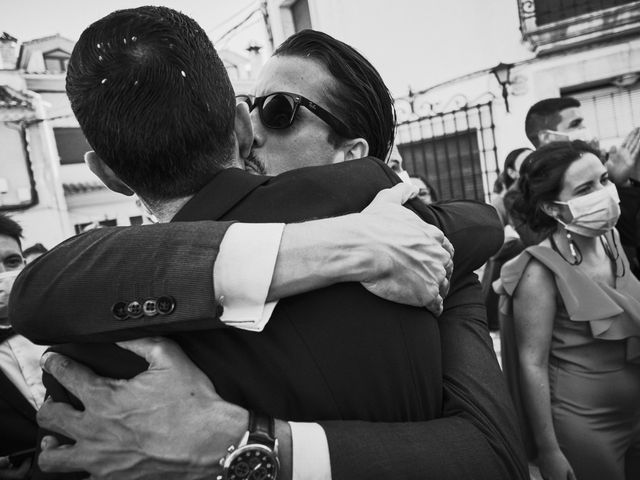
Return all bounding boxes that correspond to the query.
[13,158,528,479]
[0,368,38,457]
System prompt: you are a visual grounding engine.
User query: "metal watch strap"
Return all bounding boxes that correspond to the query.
[247,411,276,448]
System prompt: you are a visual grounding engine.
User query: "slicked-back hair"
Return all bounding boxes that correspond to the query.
[66,6,236,202]
[0,214,23,249]
[511,140,602,234]
[525,97,581,148]
[274,29,396,160]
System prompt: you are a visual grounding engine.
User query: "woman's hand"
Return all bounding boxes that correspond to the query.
[537,449,576,480]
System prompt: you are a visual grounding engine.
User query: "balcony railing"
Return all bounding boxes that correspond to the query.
[517,0,640,53]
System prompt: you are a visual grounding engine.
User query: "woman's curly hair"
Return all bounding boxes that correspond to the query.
[510,140,603,234]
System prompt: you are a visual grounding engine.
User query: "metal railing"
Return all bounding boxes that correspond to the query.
[395,102,499,203]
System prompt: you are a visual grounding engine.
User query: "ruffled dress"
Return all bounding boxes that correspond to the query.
[494,241,640,480]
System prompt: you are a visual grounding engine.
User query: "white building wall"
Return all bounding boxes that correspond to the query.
[19,92,72,247]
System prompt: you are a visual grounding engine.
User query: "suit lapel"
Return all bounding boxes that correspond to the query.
[172,168,271,222]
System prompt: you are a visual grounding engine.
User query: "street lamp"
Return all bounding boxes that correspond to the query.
[491,62,514,113]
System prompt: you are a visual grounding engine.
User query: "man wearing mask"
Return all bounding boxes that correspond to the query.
[0,214,46,478]
[523,97,640,274]
[385,144,412,182]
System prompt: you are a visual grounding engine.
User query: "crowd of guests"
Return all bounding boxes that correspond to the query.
[0,6,639,480]
[483,96,640,480]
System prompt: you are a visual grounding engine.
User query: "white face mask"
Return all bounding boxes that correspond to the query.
[546,127,595,144]
[0,270,21,323]
[554,183,621,237]
[397,170,411,183]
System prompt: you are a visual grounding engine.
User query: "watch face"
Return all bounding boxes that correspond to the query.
[225,445,279,480]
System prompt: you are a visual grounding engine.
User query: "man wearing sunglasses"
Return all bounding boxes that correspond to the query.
[12,9,526,480]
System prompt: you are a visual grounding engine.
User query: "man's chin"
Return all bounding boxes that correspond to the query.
[245,152,268,175]
[245,162,262,175]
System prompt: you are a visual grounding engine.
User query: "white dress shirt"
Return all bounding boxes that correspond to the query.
[0,332,48,410]
[214,223,331,480]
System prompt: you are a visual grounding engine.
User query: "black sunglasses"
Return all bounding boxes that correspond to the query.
[236,92,350,137]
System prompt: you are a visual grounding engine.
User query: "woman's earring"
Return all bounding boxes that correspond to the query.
[565,231,582,265]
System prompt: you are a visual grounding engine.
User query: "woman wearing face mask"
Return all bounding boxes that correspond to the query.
[495,141,640,480]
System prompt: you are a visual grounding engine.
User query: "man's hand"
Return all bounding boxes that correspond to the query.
[0,457,31,480]
[271,183,454,315]
[606,127,640,185]
[37,338,248,479]
[355,184,454,315]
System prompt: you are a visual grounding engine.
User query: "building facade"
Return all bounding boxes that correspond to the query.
[395,0,640,202]
[265,0,640,203]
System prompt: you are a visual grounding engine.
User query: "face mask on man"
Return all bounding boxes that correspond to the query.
[0,269,21,323]
[546,127,595,144]
[397,170,411,183]
[553,183,621,237]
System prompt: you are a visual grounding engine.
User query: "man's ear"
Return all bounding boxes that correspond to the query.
[84,151,134,196]
[234,102,254,159]
[538,129,552,146]
[341,137,369,161]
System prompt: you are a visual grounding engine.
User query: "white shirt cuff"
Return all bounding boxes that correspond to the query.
[213,223,284,332]
[289,422,332,480]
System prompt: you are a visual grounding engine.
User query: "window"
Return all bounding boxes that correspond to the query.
[399,130,486,202]
[42,48,71,73]
[517,0,640,53]
[395,103,499,202]
[54,128,92,165]
[563,79,640,148]
[291,0,312,32]
[534,0,636,26]
[74,219,117,234]
[0,124,36,210]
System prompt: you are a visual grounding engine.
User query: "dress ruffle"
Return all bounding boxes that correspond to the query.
[494,245,640,362]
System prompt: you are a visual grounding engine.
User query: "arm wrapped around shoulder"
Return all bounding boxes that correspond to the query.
[11,221,233,345]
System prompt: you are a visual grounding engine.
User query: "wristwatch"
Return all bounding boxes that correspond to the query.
[217,411,279,480]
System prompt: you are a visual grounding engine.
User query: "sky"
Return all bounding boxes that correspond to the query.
[2,0,534,97]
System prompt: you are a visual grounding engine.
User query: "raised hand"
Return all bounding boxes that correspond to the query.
[606,127,640,185]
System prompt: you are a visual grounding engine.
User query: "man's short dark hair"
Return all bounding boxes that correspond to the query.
[23,243,47,257]
[0,214,23,248]
[524,97,581,148]
[274,30,396,160]
[66,6,236,202]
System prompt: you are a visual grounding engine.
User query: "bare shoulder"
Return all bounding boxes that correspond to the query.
[514,255,556,300]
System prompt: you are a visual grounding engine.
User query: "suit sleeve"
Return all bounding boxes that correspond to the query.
[11,221,233,345]
[366,158,504,278]
[319,283,529,480]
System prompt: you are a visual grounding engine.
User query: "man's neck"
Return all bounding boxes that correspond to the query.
[142,160,246,222]
[143,196,193,223]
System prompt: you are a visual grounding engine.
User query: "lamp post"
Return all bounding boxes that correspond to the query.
[491,62,514,113]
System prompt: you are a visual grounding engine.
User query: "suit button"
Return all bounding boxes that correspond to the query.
[127,301,143,318]
[157,296,175,315]
[142,299,157,317]
[112,302,128,320]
